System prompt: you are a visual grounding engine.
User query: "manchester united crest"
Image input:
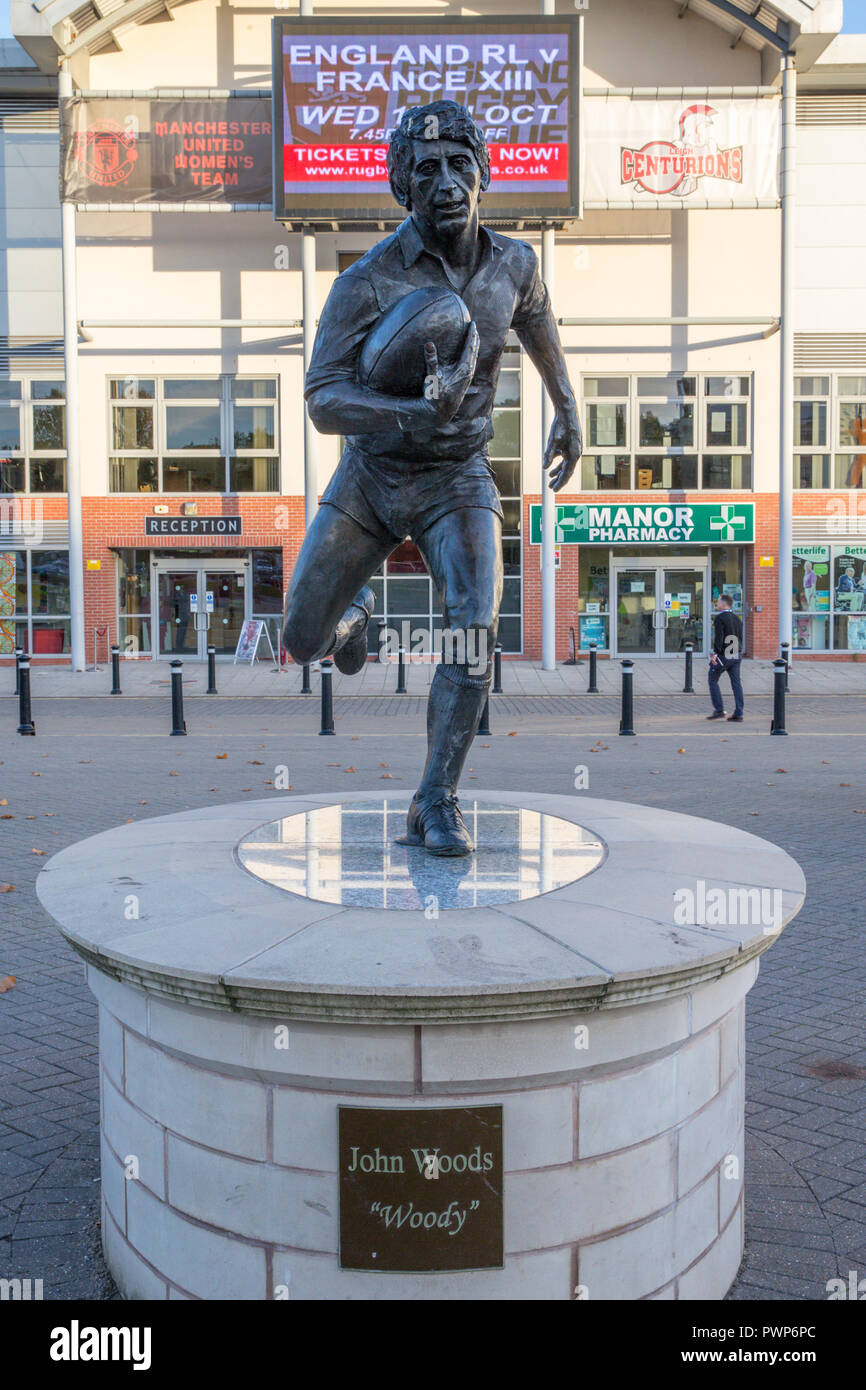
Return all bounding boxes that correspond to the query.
[74,119,138,188]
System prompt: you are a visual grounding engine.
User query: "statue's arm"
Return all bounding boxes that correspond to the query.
[512,252,583,491]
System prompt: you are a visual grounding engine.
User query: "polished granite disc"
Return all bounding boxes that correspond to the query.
[237,798,605,911]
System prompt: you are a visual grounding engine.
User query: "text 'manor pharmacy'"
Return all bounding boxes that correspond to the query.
[2,0,865,665]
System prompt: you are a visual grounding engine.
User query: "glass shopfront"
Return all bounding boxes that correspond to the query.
[792,544,866,652]
[577,546,747,657]
[0,548,71,655]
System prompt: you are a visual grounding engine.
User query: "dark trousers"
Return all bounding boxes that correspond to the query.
[708,657,744,716]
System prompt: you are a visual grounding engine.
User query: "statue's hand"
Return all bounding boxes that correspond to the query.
[421,323,479,423]
[544,407,583,491]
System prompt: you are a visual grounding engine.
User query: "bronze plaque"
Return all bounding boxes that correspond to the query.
[338,1105,504,1273]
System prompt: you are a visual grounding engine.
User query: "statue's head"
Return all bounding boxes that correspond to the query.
[387,100,490,236]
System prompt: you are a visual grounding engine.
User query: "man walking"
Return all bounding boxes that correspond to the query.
[707,593,744,723]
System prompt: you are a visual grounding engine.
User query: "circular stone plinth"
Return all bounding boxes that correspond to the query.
[37,791,806,1302]
[237,799,605,910]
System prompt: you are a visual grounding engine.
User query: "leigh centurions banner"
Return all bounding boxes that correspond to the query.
[60,97,273,204]
[272,16,581,222]
[583,97,780,206]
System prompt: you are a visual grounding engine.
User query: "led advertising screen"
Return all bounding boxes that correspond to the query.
[272,16,580,223]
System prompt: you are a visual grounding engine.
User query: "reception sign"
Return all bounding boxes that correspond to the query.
[61,97,272,204]
[583,97,779,206]
[273,16,580,222]
[529,502,755,546]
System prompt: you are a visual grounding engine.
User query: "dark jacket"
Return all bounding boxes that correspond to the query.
[713,608,743,660]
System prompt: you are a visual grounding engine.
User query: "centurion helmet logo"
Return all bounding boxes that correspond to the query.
[620,105,743,197]
[74,119,138,187]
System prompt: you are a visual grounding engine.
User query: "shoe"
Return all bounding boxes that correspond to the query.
[333,586,375,676]
[727,714,744,722]
[706,712,726,720]
[395,793,474,857]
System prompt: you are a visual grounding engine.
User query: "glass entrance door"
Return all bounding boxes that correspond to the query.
[154,561,249,658]
[157,571,198,658]
[615,569,656,654]
[613,560,708,656]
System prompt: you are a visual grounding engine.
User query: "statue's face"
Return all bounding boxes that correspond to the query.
[407,137,482,236]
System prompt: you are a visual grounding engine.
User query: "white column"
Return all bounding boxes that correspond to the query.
[59,64,85,671]
[301,226,317,531]
[778,54,796,660]
[541,226,557,670]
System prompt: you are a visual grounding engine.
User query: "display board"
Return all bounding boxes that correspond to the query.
[272,16,581,223]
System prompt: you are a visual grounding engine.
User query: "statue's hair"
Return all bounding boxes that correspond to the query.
[387,101,490,209]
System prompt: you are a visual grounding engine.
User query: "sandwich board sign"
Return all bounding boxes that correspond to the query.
[233,618,277,665]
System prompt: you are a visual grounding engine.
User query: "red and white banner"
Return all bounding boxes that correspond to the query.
[583,98,779,205]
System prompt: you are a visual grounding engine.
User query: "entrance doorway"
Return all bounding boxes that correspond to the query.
[153,557,250,659]
[612,558,707,657]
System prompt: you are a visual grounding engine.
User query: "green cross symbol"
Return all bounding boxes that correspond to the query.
[710,507,747,542]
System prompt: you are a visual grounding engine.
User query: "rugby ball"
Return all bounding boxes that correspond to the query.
[358,286,471,396]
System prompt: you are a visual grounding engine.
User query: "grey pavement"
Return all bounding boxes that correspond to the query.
[1,689,865,1300]
[12,651,866,699]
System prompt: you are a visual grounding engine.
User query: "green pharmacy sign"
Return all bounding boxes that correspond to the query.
[529,502,755,546]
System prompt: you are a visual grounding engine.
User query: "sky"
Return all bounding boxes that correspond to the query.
[0,0,864,49]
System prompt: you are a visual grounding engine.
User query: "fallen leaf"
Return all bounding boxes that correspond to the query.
[344,767,356,773]
[264,780,274,786]
[352,736,359,741]
[380,773,394,779]
[822,761,830,765]
[379,762,389,769]
[216,753,227,760]
[0,814,12,820]
[125,818,134,824]
[31,848,45,855]
[677,748,686,754]
[840,783,851,787]
[138,801,148,805]
[169,771,179,777]
[31,772,41,777]
[776,768,788,774]
[0,975,15,993]
[749,812,760,816]
[649,770,661,775]
[480,744,490,748]
[78,761,91,765]
[327,763,341,767]
[854,810,866,815]
[209,787,218,792]
[241,788,251,792]
[247,760,263,765]
[766,782,776,786]
[44,813,56,817]
[24,816,36,820]
[0,799,6,806]
[508,731,517,737]
[0,884,14,893]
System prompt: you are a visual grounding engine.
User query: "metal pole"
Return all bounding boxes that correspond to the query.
[781,640,790,692]
[493,644,503,693]
[110,644,121,695]
[683,642,694,694]
[170,659,186,736]
[319,658,335,735]
[17,657,35,736]
[478,695,491,737]
[59,64,85,673]
[301,662,312,694]
[396,645,407,694]
[207,645,217,695]
[770,658,788,736]
[587,642,598,694]
[778,54,796,667]
[540,0,557,672]
[14,647,23,697]
[619,659,635,736]
[302,227,317,532]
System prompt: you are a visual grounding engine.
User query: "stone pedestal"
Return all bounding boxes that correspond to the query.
[37,792,805,1301]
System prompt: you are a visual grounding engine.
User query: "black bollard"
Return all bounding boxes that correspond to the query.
[588,642,599,694]
[770,658,788,736]
[170,658,186,736]
[319,658,335,735]
[493,643,503,693]
[301,662,312,695]
[781,641,790,692]
[396,645,407,694]
[477,694,491,737]
[17,654,35,736]
[683,642,694,694]
[619,658,635,736]
[207,645,217,695]
[110,644,122,696]
[14,646,24,696]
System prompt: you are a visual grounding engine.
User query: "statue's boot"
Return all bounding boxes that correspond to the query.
[396,664,488,856]
[325,586,375,675]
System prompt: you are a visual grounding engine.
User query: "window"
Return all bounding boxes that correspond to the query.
[365,349,523,655]
[794,376,866,489]
[580,374,752,491]
[0,379,67,494]
[0,549,70,655]
[109,377,279,493]
[791,543,866,652]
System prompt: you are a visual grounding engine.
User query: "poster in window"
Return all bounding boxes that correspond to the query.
[0,553,15,654]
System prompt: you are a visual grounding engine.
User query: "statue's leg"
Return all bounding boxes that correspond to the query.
[397,507,503,855]
[283,504,394,667]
